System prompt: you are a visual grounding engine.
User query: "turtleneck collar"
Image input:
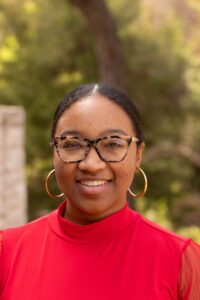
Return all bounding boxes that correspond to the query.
[48,201,138,243]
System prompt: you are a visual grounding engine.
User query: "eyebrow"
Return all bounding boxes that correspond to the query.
[60,130,81,137]
[101,129,128,136]
[59,128,128,137]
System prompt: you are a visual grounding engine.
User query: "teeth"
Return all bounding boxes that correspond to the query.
[80,180,107,187]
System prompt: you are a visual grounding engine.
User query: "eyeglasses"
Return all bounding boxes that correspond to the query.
[51,135,139,163]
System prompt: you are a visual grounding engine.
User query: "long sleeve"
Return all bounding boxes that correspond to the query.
[178,240,200,300]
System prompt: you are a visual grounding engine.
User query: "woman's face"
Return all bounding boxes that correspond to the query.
[54,94,144,224]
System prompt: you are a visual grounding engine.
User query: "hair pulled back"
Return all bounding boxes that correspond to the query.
[51,83,144,146]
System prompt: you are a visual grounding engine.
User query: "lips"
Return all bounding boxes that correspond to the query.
[79,180,107,187]
[76,178,112,196]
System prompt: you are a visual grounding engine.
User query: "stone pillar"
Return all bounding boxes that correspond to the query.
[0,106,27,229]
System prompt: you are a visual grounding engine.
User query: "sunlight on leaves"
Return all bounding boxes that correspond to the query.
[23,0,38,15]
[177,226,200,243]
[0,35,19,63]
[55,71,83,86]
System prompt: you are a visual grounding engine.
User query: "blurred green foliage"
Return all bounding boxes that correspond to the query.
[0,0,199,241]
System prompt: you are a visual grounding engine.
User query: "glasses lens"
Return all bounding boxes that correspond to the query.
[56,137,86,162]
[98,137,128,162]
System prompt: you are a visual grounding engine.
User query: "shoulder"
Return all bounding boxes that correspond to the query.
[134,211,190,253]
[1,210,57,247]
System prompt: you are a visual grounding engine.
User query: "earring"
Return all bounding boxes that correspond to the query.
[45,169,64,199]
[128,167,148,199]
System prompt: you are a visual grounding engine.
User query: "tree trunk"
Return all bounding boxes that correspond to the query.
[68,0,127,91]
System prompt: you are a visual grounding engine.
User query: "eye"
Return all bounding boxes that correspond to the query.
[103,139,125,149]
[62,140,82,150]
[105,142,122,148]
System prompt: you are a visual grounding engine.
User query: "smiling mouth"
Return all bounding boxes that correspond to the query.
[79,180,107,187]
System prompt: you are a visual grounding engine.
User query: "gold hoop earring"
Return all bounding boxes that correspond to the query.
[45,169,64,199]
[128,167,148,199]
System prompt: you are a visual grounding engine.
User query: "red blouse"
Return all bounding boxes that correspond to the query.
[0,201,200,300]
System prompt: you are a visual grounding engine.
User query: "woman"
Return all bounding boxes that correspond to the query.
[0,83,199,299]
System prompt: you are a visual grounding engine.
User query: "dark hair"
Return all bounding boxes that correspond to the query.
[51,83,144,146]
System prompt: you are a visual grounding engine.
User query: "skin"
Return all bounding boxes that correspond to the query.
[54,94,145,225]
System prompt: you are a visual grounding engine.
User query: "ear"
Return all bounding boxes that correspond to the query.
[136,142,145,169]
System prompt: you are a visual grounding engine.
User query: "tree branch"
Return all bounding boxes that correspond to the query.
[68,0,127,91]
[144,144,200,168]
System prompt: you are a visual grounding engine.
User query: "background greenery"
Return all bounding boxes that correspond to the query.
[0,0,200,242]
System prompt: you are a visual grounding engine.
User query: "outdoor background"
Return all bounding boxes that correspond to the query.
[0,0,200,242]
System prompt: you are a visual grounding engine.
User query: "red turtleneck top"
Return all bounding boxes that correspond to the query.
[0,201,199,300]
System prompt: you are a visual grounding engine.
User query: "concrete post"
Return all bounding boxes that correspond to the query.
[0,106,27,229]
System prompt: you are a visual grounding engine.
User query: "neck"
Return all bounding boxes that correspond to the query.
[64,201,127,225]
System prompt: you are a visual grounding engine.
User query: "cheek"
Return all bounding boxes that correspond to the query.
[114,157,136,187]
[53,155,74,189]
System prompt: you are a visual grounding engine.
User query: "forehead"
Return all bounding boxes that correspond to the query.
[55,94,135,137]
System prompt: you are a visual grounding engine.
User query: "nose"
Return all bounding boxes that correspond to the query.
[78,147,106,172]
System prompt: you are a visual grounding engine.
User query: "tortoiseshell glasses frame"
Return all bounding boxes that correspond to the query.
[51,135,139,163]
